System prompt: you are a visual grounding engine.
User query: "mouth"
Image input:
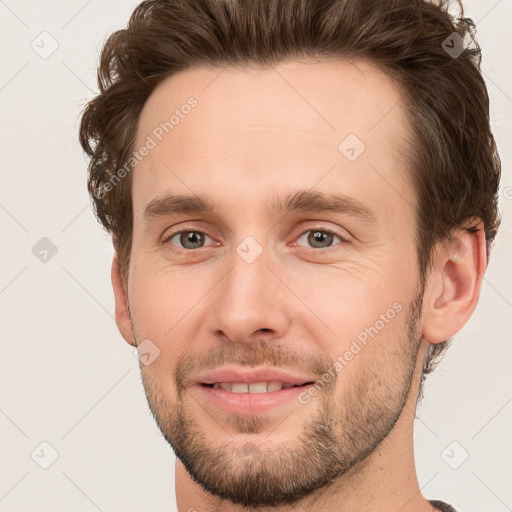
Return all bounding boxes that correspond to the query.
[200,381,315,393]
[193,367,318,414]
[197,380,317,416]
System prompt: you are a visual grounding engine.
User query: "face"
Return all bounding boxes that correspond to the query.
[126,59,426,507]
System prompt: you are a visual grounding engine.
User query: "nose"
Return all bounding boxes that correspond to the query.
[207,240,291,345]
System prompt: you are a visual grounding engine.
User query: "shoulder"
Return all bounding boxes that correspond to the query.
[429,499,459,512]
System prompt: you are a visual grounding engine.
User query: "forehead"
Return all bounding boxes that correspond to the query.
[132,58,414,222]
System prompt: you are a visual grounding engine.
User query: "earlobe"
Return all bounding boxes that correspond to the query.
[422,221,487,344]
[111,251,136,346]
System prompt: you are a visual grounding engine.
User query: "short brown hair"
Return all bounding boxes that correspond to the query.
[79,0,501,392]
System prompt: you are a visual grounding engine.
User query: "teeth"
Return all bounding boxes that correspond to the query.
[211,380,298,393]
[267,381,283,392]
[232,383,249,393]
[249,382,267,393]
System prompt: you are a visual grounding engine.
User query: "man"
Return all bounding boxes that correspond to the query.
[80,0,501,510]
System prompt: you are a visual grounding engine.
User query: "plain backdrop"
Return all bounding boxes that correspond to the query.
[0,1,511,511]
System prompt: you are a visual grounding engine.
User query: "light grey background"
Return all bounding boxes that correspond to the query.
[0,1,510,511]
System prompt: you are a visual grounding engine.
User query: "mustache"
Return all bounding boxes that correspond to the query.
[173,341,332,391]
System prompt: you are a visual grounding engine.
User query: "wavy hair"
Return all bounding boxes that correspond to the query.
[79,0,501,394]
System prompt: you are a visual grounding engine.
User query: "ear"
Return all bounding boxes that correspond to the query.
[422,220,487,344]
[111,245,136,347]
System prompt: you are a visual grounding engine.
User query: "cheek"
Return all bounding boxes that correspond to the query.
[139,361,179,421]
[128,274,204,385]
[289,266,409,343]
[130,262,209,329]
[324,311,415,407]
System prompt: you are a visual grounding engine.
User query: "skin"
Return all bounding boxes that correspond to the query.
[111,59,486,511]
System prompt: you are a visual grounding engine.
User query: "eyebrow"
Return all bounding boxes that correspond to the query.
[142,189,377,225]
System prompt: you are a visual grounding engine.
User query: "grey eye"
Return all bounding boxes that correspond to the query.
[296,230,342,249]
[169,231,211,250]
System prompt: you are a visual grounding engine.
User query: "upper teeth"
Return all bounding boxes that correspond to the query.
[212,381,296,393]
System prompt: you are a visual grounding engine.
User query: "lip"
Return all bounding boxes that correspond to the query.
[191,366,317,416]
[196,382,314,415]
[194,366,317,386]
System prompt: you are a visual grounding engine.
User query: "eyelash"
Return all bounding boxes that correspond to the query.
[162,225,350,253]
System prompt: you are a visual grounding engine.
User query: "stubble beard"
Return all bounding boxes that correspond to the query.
[133,289,424,508]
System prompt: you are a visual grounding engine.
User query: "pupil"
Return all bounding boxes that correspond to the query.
[181,231,203,249]
[309,230,332,248]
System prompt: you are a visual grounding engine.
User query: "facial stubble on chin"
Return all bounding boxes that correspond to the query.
[132,288,424,508]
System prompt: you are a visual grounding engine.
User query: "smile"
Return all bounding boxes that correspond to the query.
[204,381,311,393]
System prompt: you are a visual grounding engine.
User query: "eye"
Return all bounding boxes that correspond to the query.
[295,228,347,250]
[162,226,349,253]
[164,230,215,250]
